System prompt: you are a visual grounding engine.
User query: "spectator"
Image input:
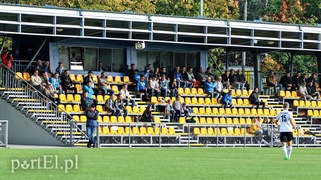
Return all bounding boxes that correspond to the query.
[30,70,42,91]
[42,61,52,74]
[221,70,230,89]
[98,72,114,95]
[148,75,161,98]
[266,70,282,97]
[220,90,233,108]
[173,94,183,122]
[215,76,224,99]
[127,64,140,83]
[298,82,312,101]
[249,87,265,110]
[159,74,170,97]
[98,62,106,72]
[165,99,175,122]
[153,67,161,80]
[153,57,164,70]
[205,67,216,81]
[81,91,98,111]
[140,105,155,123]
[169,78,178,97]
[136,75,149,100]
[140,67,150,81]
[160,67,168,79]
[181,66,193,88]
[306,73,317,88]
[204,77,219,98]
[41,72,55,102]
[85,105,99,148]
[213,58,224,77]
[249,118,263,144]
[307,81,320,101]
[83,81,95,98]
[34,60,43,75]
[61,70,77,95]
[279,72,292,91]
[114,94,128,117]
[83,71,99,95]
[196,67,207,84]
[105,93,121,116]
[173,66,186,88]
[299,73,307,85]
[234,69,248,90]
[50,73,62,93]
[119,84,136,106]
[55,62,65,76]
[182,102,193,118]
[186,67,199,88]
[291,72,301,91]
[1,48,13,69]
[146,64,153,74]
[228,69,237,87]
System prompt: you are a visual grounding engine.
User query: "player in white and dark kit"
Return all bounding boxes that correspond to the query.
[275,102,296,160]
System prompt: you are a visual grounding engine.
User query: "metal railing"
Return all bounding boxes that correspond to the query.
[0,120,8,148]
[0,64,88,146]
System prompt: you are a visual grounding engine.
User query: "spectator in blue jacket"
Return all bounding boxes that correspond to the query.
[49,73,62,93]
[220,90,233,108]
[203,77,219,98]
[83,81,95,98]
[140,67,150,81]
[136,75,149,100]
[55,62,65,76]
[173,66,186,88]
[86,105,99,148]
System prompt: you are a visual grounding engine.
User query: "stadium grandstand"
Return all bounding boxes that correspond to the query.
[1,3,321,148]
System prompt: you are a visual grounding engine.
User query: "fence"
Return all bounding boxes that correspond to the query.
[0,120,8,147]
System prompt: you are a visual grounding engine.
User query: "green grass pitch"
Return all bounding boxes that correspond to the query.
[0,147,319,179]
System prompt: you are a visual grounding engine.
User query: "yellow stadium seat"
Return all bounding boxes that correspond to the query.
[96,105,105,113]
[232,108,238,115]
[80,115,87,123]
[185,97,191,104]
[235,89,242,96]
[264,109,269,116]
[212,108,218,114]
[193,117,199,123]
[307,110,313,116]
[306,101,311,107]
[213,118,219,124]
[239,118,246,124]
[110,116,117,123]
[66,94,74,102]
[198,98,204,105]
[199,107,205,115]
[243,99,249,105]
[234,128,241,135]
[73,104,82,112]
[124,127,130,134]
[205,107,212,114]
[107,76,113,82]
[177,88,184,95]
[65,104,73,112]
[285,91,291,97]
[199,117,206,124]
[151,96,158,104]
[279,90,285,97]
[139,127,146,135]
[154,127,160,135]
[293,100,299,107]
[206,117,213,124]
[193,128,200,135]
[96,95,104,103]
[192,107,199,114]
[270,109,276,116]
[314,110,319,117]
[23,72,30,81]
[112,85,119,93]
[311,101,317,107]
[97,116,103,123]
[299,100,305,107]
[58,104,65,112]
[123,76,130,83]
[242,90,248,96]
[218,108,225,115]
[75,74,84,83]
[147,127,154,135]
[225,108,231,115]
[114,76,121,83]
[232,99,237,105]
[245,108,251,115]
[233,118,239,124]
[72,115,79,122]
[132,106,139,113]
[69,74,76,82]
[102,127,109,134]
[154,117,161,123]
[197,88,204,95]
[226,118,233,124]
[257,109,263,116]
[212,98,217,104]
[191,97,198,104]
[214,127,220,135]
[125,116,132,123]
[59,94,67,103]
[179,117,186,123]
[117,127,125,135]
[118,116,124,123]
[238,108,244,115]
[237,99,243,105]
[168,127,175,135]
[103,116,110,123]
[161,128,168,135]
[207,128,214,135]
[200,128,207,135]
[220,128,227,135]
[220,117,226,124]
[292,91,298,97]
[205,98,211,105]
[191,88,197,95]
[179,97,184,104]
[184,88,191,95]
[132,127,139,135]
[246,118,251,125]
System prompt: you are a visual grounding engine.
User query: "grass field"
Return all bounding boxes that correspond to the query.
[0,147,320,179]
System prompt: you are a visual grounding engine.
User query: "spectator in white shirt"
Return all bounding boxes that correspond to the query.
[298,82,312,101]
[119,84,136,106]
[215,76,224,99]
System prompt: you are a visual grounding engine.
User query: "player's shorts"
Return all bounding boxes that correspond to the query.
[280,132,293,142]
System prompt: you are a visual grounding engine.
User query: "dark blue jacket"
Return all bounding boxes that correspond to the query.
[86,110,99,127]
[221,93,232,104]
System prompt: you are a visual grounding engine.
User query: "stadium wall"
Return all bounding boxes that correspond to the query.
[0,99,64,146]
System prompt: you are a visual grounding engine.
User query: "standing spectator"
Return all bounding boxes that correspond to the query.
[114,94,128,117]
[196,67,207,85]
[61,70,77,95]
[298,82,312,101]
[81,91,98,111]
[173,94,183,122]
[1,48,13,69]
[234,69,248,90]
[30,70,42,91]
[83,81,95,98]
[291,72,301,91]
[279,72,292,91]
[220,90,233,108]
[50,73,62,93]
[228,69,236,88]
[148,75,161,98]
[127,64,140,83]
[98,72,114,95]
[181,66,193,88]
[204,77,219,98]
[249,87,265,110]
[55,62,65,76]
[165,99,175,122]
[85,105,99,148]
[186,67,199,88]
[173,66,186,88]
[169,78,178,97]
[119,84,136,106]
[42,61,52,74]
[136,75,149,100]
[307,81,320,101]
[83,71,99,95]
[98,62,106,72]
[140,105,155,123]
[159,74,170,97]
[34,60,43,75]
[306,73,317,88]
[221,70,230,89]
[215,76,224,99]
[105,93,121,116]
[266,70,282,97]
[205,67,216,81]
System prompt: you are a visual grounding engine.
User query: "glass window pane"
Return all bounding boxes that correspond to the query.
[70,47,83,70]
[174,53,186,68]
[148,51,160,70]
[84,48,98,71]
[137,50,147,71]
[186,53,198,68]
[99,49,112,71]
[111,49,125,72]
[58,46,70,70]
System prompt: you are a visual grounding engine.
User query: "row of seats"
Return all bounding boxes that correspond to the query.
[100,126,176,135]
[279,90,299,98]
[293,100,321,108]
[60,104,148,114]
[73,115,161,123]
[177,88,253,97]
[179,117,261,124]
[194,127,249,136]
[191,107,280,116]
[307,110,321,117]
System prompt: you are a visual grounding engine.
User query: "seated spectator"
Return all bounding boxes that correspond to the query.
[182,102,193,118]
[173,94,183,122]
[98,62,106,72]
[153,67,161,80]
[140,105,155,125]
[127,63,140,83]
[159,74,170,97]
[215,76,224,99]
[85,105,99,148]
[55,62,65,76]
[213,58,224,77]
[148,75,161,98]
[186,67,199,88]
[83,81,95,98]
[173,66,187,88]
[220,90,233,108]
[140,67,150,81]
[1,48,13,69]
[249,87,265,110]
[306,73,317,88]
[291,72,301,91]
[114,94,128,117]
[181,66,193,88]
[249,118,263,144]
[104,93,121,116]
[30,70,42,91]
[279,72,292,91]
[169,78,178,98]
[119,84,136,106]
[221,70,230,89]
[165,99,175,122]
[81,91,98,111]
[49,73,62,93]
[228,69,237,88]
[205,67,216,81]
[266,70,282,96]
[204,77,219,98]
[61,70,77,95]
[160,67,168,79]
[298,82,312,101]
[299,73,307,85]
[98,72,114,95]
[42,61,52,74]
[307,81,320,101]
[234,69,248,90]
[33,59,43,75]
[136,75,149,100]
[196,67,207,85]
[83,71,99,95]
[41,72,55,101]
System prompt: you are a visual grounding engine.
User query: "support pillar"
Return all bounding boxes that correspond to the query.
[252,50,260,89]
[316,52,321,85]
[225,48,230,70]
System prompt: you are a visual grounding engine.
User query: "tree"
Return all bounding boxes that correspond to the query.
[155,0,199,17]
[239,0,269,21]
[204,0,240,19]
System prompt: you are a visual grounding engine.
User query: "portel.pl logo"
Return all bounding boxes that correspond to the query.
[11,155,78,173]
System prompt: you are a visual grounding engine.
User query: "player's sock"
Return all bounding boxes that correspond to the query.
[282,146,288,158]
[287,146,292,159]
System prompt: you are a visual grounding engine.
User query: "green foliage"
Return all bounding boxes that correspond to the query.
[239,0,269,21]
[204,0,240,19]
[208,48,225,68]
[155,0,199,17]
